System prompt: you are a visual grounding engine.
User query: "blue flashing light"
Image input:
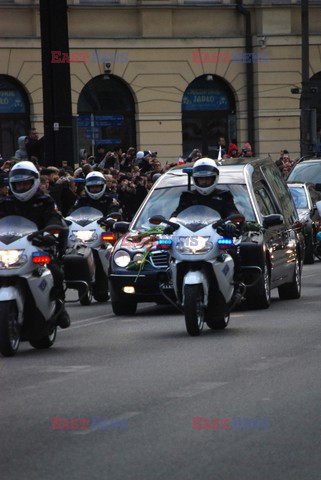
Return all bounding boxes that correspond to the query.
[217,238,234,247]
[182,168,193,174]
[158,239,172,246]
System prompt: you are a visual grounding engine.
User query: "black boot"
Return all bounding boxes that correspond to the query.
[56,300,71,329]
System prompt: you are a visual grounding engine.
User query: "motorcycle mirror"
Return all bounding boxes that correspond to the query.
[111,212,122,221]
[229,214,245,224]
[149,215,165,225]
[263,214,284,228]
[113,221,130,233]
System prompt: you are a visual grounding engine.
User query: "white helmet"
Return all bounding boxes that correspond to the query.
[9,161,40,202]
[192,158,219,196]
[85,171,106,200]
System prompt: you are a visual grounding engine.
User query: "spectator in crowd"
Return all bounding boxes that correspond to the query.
[39,175,50,194]
[25,128,44,164]
[213,136,227,160]
[1,159,14,173]
[0,173,8,197]
[15,136,29,161]
[140,151,154,174]
[95,144,106,164]
[117,177,136,221]
[186,149,202,162]
[241,142,253,157]
[224,143,239,159]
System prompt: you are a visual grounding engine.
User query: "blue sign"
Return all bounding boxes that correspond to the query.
[95,115,124,127]
[94,139,121,145]
[0,90,26,113]
[182,89,229,111]
[77,115,91,127]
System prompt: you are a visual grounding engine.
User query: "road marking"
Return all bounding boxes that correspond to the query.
[167,381,227,399]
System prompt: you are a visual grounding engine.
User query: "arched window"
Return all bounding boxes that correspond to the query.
[77,75,136,156]
[0,75,30,160]
[182,75,236,158]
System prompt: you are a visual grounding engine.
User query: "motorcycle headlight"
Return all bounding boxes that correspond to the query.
[71,230,97,243]
[0,249,27,269]
[114,250,131,268]
[175,236,213,255]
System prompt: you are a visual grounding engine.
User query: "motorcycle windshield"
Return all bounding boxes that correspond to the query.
[176,206,221,232]
[0,215,38,245]
[68,207,102,227]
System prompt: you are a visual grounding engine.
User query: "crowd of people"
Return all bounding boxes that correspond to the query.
[0,132,180,221]
[0,128,299,221]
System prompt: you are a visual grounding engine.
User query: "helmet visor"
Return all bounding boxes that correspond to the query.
[87,184,103,194]
[10,168,39,183]
[194,176,216,189]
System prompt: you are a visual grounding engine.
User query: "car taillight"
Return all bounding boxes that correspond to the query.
[32,252,51,264]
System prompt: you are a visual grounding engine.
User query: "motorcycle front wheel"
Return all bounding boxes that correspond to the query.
[0,301,20,357]
[206,313,230,330]
[184,284,204,336]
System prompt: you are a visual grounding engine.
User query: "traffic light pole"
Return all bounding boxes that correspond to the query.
[39,0,74,168]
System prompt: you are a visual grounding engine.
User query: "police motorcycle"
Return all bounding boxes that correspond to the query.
[0,216,68,357]
[149,167,247,337]
[63,206,117,305]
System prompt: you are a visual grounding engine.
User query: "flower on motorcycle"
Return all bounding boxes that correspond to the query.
[175,236,213,255]
[0,249,27,269]
[70,230,98,243]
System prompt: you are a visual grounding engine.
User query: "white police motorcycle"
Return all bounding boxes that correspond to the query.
[150,205,246,336]
[64,206,116,305]
[0,216,66,357]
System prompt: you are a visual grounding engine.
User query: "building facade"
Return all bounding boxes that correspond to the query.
[1,0,321,164]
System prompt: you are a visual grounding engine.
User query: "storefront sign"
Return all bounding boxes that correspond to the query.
[182,89,229,111]
[0,90,26,113]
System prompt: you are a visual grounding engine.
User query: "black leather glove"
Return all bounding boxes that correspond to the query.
[32,234,56,248]
[223,222,238,239]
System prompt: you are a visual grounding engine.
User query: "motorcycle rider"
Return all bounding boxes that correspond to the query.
[69,171,119,216]
[0,161,71,329]
[172,157,242,281]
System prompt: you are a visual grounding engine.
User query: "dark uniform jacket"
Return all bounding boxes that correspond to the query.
[0,192,64,229]
[172,188,239,219]
[69,193,114,217]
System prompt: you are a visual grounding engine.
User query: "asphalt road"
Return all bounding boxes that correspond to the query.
[1,264,321,480]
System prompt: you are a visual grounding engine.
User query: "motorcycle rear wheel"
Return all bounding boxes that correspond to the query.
[184,284,204,336]
[0,301,20,357]
[79,287,93,306]
[29,327,57,349]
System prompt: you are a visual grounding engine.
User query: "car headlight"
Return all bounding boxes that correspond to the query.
[114,250,131,267]
[0,249,27,269]
[71,230,97,243]
[175,236,213,255]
